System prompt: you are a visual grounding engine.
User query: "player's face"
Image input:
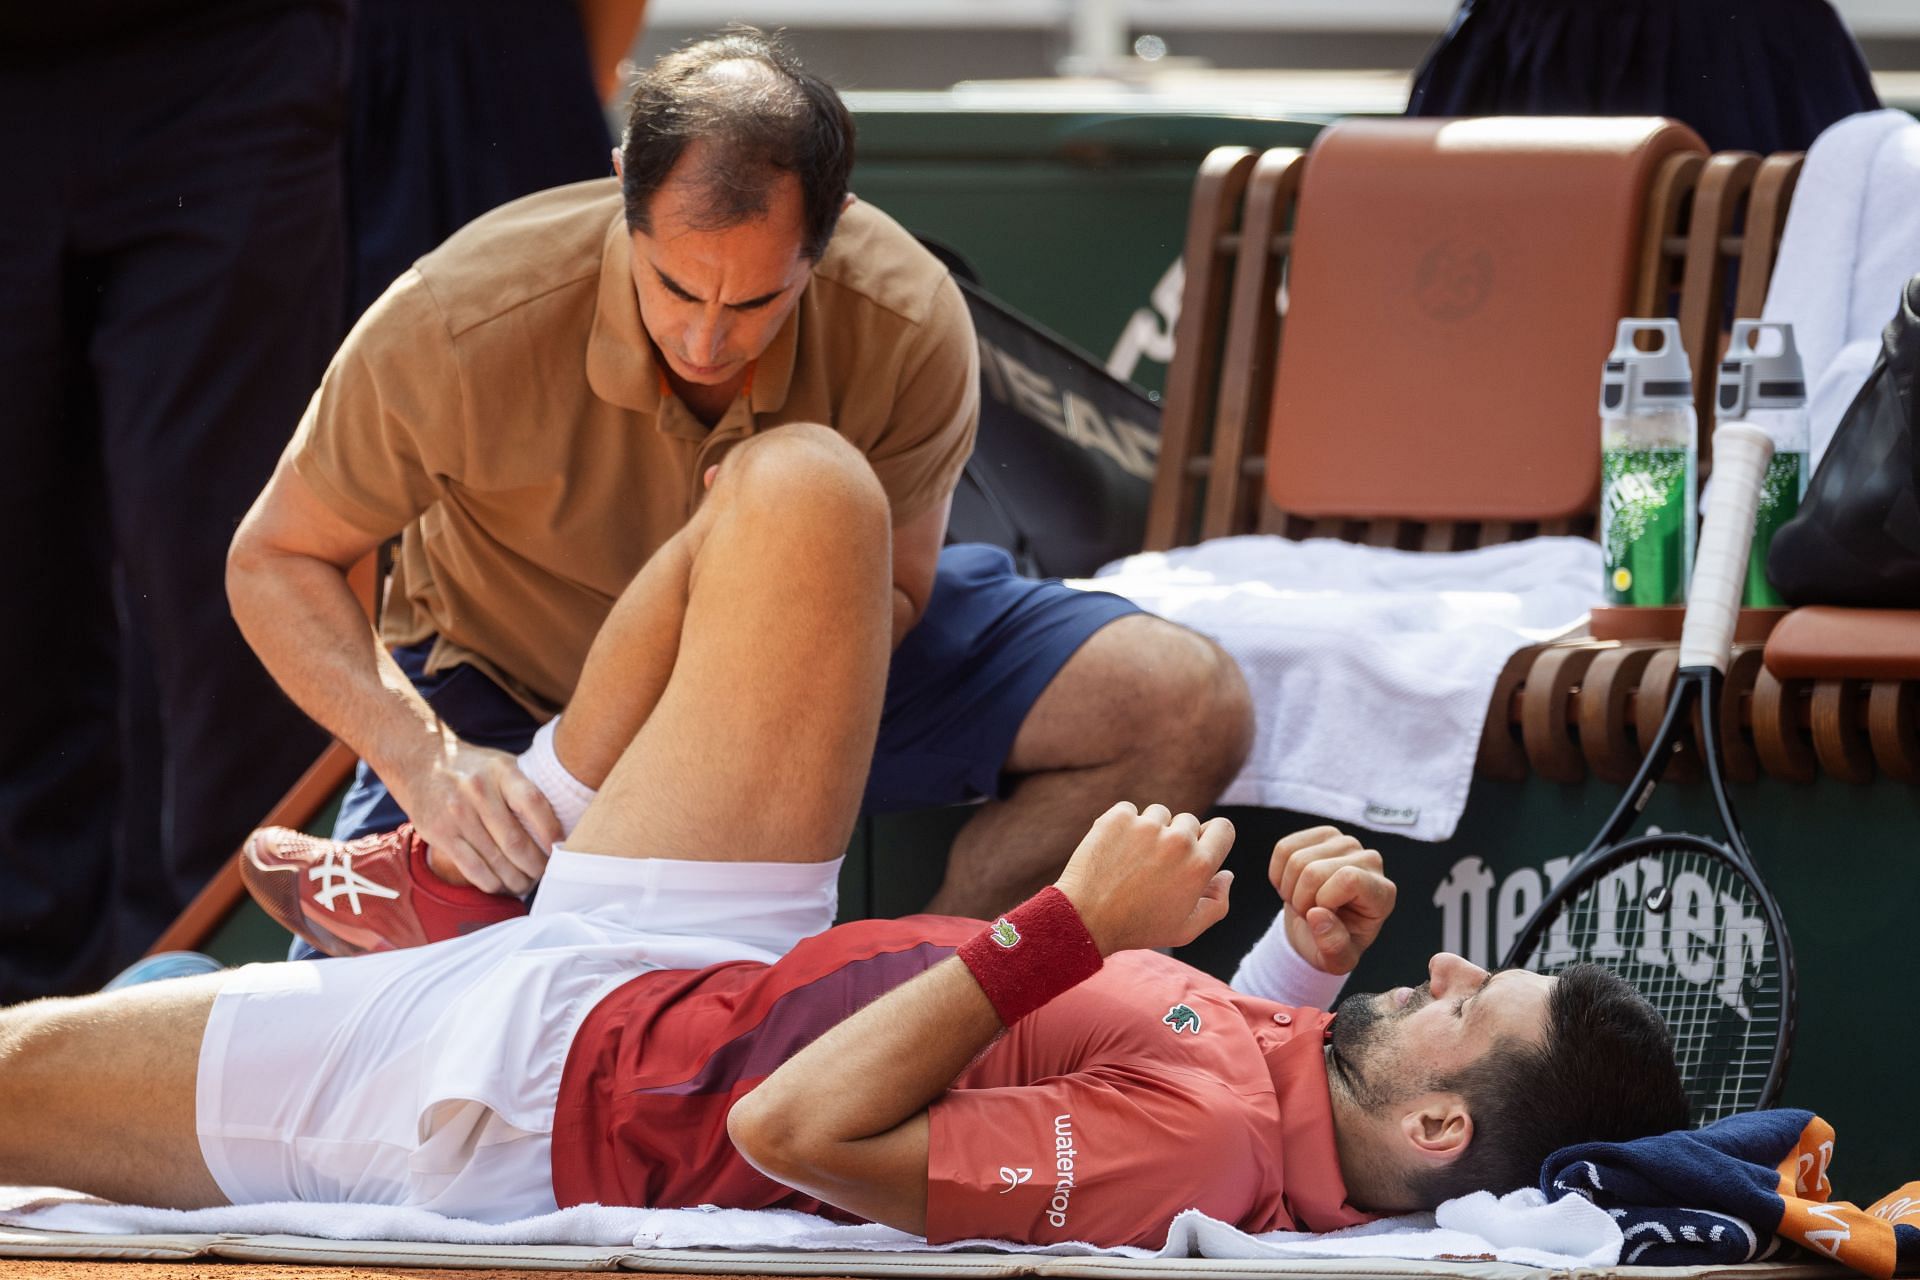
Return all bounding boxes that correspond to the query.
[1326,953,1553,1107]
[628,161,813,390]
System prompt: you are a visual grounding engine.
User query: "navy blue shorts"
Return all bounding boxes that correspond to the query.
[332,544,1138,842]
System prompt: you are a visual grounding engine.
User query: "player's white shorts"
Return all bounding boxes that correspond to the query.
[195,850,841,1220]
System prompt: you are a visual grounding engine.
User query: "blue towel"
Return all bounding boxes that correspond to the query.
[1543,1110,1919,1277]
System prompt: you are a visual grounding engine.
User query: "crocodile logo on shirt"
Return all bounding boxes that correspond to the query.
[989,918,1021,948]
[1163,1003,1202,1034]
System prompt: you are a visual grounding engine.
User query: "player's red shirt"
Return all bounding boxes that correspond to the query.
[550,916,1371,1247]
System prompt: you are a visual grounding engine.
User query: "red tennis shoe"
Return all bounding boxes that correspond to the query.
[240,823,527,957]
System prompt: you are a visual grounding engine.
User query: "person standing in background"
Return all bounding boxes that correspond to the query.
[0,0,651,999]
[0,1,348,998]
[1408,0,1880,156]
[344,1,648,320]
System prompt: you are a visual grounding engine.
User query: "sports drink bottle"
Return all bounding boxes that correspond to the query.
[1600,319,1697,606]
[1715,320,1809,607]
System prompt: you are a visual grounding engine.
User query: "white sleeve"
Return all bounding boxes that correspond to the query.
[1230,911,1350,1009]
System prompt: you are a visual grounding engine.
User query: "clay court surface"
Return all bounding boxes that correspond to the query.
[0,1266,795,1280]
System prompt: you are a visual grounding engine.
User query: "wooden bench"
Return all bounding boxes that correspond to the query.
[1148,117,1919,791]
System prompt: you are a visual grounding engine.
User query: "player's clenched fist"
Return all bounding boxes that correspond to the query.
[1270,826,1396,975]
[1055,802,1236,956]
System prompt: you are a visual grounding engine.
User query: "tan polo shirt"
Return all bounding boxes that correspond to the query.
[289,178,978,715]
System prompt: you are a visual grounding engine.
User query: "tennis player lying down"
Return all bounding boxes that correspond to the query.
[0,426,1688,1248]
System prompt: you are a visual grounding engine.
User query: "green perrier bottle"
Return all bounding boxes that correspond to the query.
[1600,319,1696,606]
[1716,320,1809,607]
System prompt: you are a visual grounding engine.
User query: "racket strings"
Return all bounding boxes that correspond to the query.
[1517,844,1784,1125]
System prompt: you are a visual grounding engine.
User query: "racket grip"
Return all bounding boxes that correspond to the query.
[1679,423,1776,671]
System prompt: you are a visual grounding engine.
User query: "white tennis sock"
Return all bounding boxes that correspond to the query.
[517,717,597,839]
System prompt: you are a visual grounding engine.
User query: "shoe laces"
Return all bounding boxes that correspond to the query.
[308,842,402,915]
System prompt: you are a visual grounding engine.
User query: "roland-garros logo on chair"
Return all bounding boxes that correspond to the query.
[1414,240,1494,322]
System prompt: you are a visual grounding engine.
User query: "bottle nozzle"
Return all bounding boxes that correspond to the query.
[1600,318,1693,417]
[1717,321,1806,419]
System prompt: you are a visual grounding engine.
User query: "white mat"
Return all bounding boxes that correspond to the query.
[1076,536,1599,841]
[0,1185,1619,1268]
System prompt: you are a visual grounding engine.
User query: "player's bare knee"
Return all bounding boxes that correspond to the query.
[723,422,857,479]
[719,424,887,529]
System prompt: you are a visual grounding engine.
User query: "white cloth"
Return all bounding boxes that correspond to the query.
[1076,536,1599,841]
[196,851,842,1221]
[1762,108,1920,470]
[0,1186,1623,1267]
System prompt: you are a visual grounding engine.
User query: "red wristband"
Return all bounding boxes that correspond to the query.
[957,886,1104,1026]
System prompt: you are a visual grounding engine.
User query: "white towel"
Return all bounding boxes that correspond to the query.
[1076,536,1599,842]
[1762,108,1920,469]
[0,1185,1621,1267]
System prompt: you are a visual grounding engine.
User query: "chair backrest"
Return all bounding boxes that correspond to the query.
[1271,117,1703,524]
[1148,121,1805,554]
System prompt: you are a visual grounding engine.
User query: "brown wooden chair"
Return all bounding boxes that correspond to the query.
[1152,117,1707,553]
[1148,117,1918,789]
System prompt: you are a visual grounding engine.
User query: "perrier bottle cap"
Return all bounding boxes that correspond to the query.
[1717,320,1807,419]
[1600,318,1692,418]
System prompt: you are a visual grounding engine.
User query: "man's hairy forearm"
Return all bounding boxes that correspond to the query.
[728,955,1004,1234]
[227,545,443,783]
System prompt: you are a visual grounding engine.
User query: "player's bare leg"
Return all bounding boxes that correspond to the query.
[0,426,891,1207]
[0,974,226,1207]
[562,423,893,862]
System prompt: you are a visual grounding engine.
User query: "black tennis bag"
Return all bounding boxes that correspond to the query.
[943,279,1158,580]
[1767,272,1920,606]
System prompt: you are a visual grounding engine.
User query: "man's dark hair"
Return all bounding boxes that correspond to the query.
[1407,964,1690,1204]
[618,27,855,260]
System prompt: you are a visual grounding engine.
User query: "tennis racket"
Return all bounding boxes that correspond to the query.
[1501,422,1796,1125]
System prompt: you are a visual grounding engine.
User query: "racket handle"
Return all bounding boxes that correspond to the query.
[1680,422,1776,671]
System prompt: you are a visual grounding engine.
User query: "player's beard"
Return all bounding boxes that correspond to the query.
[1327,984,1433,1110]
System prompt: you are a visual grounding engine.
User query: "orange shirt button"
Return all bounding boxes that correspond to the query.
[1272,1012,1292,1025]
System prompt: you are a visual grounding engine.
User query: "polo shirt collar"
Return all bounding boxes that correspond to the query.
[586,212,804,425]
[586,213,666,418]
[1265,1007,1375,1231]
[749,300,798,414]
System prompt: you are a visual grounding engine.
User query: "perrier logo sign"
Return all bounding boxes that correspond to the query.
[989,918,1021,949]
[1163,1003,1202,1034]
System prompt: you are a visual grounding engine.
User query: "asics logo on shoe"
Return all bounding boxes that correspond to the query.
[308,848,401,916]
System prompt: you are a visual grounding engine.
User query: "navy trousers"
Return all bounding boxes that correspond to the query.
[344,0,612,318]
[0,5,346,998]
[1409,0,1880,156]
